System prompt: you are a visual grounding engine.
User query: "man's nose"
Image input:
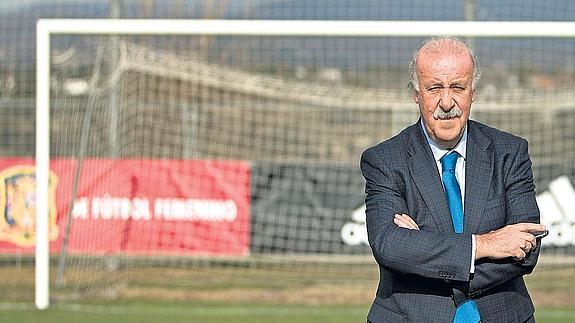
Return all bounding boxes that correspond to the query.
[439,89,455,110]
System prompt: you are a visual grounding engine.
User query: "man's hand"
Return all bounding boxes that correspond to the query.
[475,223,546,261]
[393,214,545,261]
[393,213,420,230]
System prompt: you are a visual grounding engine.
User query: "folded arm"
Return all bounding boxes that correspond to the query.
[382,139,544,296]
[361,149,473,282]
[362,137,543,293]
[468,139,543,295]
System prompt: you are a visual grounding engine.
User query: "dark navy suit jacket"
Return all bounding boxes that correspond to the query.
[361,120,540,322]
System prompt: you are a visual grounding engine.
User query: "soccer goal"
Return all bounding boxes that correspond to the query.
[35,19,575,310]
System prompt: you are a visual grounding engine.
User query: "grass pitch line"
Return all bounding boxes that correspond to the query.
[0,302,365,317]
[2,302,574,319]
[0,303,35,311]
[537,310,575,319]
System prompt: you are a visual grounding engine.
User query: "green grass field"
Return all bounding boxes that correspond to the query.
[1,257,575,322]
[1,303,574,323]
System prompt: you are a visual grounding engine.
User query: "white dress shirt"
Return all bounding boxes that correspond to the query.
[420,120,476,273]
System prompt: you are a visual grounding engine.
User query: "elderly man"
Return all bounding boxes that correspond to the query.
[360,37,545,322]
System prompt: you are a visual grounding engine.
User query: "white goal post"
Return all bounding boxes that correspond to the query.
[35,18,575,310]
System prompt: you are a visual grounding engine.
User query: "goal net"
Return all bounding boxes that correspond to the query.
[4,18,575,309]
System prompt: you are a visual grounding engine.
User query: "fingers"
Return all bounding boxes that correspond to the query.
[477,223,542,260]
[393,213,420,230]
[516,224,543,254]
[513,248,528,261]
[394,214,417,230]
[525,234,536,251]
[515,232,537,258]
[502,223,543,257]
[512,222,546,233]
[401,214,419,229]
[521,240,533,253]
[512,240,531,260]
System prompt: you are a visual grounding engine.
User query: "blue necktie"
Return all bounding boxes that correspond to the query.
[440,152,481,323]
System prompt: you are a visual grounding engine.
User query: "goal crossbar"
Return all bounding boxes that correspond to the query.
[35,18,575,310]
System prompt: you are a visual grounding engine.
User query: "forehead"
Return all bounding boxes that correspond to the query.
[416,49,474,82]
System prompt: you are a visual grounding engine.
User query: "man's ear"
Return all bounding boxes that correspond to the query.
[413,90,420,104]
[471,89,476,103]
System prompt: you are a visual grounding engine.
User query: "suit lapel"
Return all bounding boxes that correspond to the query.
[407,122,454,233]
[464,121,494,234]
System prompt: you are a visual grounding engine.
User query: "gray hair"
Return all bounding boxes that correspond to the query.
[408,36,481,92]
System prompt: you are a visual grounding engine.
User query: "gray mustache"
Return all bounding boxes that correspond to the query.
[433,106,463,120]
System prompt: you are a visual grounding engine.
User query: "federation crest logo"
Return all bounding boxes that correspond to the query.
[0,165,59,247]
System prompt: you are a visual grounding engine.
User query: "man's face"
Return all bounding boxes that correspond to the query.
[413,50,475,149]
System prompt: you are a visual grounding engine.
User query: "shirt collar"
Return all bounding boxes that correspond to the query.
[420,119,467,163]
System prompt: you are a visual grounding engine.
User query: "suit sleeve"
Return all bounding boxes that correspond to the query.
[468,138,541,297]
[361,148,473,282]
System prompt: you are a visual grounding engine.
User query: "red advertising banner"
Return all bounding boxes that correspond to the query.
[0,159,250,256]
